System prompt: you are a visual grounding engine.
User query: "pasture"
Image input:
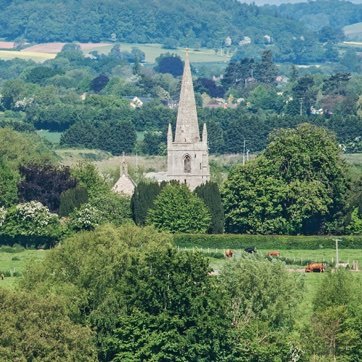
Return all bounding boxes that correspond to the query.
[36,130,63,144]
[343,22,362,41]
[0,50,55,62]
[0,247,48,289]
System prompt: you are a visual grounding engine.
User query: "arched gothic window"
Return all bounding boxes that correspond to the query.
[184,154,191,173]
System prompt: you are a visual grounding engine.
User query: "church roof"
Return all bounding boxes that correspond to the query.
[112,156,136,197]
[174,50,200,144]
[113,174,136,197]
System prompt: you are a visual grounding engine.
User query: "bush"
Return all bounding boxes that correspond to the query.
[68,204,103,231]
[0,244,25,253]
[59,186,88,216]
[0,202,63,247]
[173,234,362,250]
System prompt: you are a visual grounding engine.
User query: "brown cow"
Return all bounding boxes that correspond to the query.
[305,263,325,273]
[267,251,280,257]
[224,249,233,258]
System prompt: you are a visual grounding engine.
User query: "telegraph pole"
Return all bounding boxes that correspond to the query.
[242,138,246,166]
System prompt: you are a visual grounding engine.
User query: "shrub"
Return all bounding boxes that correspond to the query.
[68,204,103,231]
[0,202,63,247]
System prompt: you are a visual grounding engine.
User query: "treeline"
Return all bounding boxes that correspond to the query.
[0,45,361,156]
[129,124,362,236]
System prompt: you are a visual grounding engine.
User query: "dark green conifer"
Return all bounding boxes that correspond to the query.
[131,182,162,226]
[194,181,224,234]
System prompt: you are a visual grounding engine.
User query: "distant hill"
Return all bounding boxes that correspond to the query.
[0,0,307,48]
[264,0,362,31]
[0,0,361,64]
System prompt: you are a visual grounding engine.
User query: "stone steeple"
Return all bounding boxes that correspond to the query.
[166,50,210,190]
[174,50,200,143]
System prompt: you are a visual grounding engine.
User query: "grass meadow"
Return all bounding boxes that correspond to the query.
[0,248,48,289]
[343,22,362,41]
[0,50,55,62]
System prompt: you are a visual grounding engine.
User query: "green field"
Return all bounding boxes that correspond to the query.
[36,130,63,144]
[56,148,111,165]
[0,50,55,62]
[86,43,232,64]
[0,248,48,289]
[343,22,362,41]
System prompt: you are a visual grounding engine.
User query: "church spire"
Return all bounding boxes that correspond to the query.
[174,49,200,143]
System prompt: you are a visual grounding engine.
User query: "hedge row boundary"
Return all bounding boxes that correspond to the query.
[0,233,60,248]
[173,234,362,250]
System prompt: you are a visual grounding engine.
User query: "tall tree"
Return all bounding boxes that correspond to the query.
[106,248,231,361]
[0,161,19,207]
[222,124,350,234]
[147,183,210,233]
[194,181,224,234]
[131,182,163,226]
[255,50,277,84]
[18,163,77,212]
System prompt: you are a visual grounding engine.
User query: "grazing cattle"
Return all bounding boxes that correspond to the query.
[305,263,325,273]
[267,251,280,257]
[224,249,233,258]
[244,246,256,254]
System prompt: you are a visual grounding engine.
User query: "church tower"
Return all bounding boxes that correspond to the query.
[167,50,210,190]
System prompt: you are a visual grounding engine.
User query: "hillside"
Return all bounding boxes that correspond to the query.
[0,0,306,47]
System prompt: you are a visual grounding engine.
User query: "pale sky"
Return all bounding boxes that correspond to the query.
[238,0,362,5]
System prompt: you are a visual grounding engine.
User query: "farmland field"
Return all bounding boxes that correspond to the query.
[0,50,55,62]
[85,43,231,63]
[36,130,63,144]
[0,248,48,289]
[343,22,362,41]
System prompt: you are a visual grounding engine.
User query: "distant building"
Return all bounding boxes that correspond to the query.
[166,50,210,190]
[263,35,272,44]
[146,51,210,190]
[239,36,252,46]
[113,154,136,197]
[225,36,232,47]
[123,96,153,108]
[129,96,143,109]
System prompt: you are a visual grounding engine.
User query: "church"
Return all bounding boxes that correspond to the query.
[166,50,210,190]
[115,51,210,195]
